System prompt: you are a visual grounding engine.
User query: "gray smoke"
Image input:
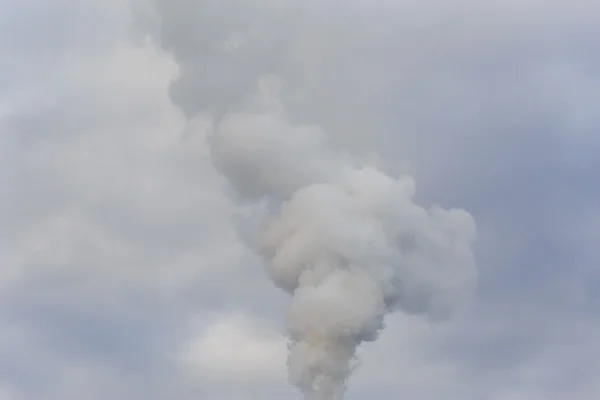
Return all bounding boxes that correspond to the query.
[145,2,478,397]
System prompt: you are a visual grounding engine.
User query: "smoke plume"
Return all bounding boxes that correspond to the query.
[148,2,477,397]
[200,80,477,399]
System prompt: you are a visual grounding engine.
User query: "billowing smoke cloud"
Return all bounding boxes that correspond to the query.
[206,87,476,399]
[145,1,477,398]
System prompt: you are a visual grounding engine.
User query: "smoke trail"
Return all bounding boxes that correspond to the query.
[203,81,477,399]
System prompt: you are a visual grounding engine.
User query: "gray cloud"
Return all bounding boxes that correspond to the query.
[136,0,600,398]
[3,0,600,399]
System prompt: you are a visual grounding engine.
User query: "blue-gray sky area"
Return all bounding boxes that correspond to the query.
[2,1,600,399]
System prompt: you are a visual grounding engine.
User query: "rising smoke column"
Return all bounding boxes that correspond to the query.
[206,89,477,399]
[148,1,477,397]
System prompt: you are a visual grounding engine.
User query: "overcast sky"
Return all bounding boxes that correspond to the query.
[3,1,600,399]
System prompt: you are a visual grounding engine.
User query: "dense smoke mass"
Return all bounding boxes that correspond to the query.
[208,100,476,399]
[149,1,478,398]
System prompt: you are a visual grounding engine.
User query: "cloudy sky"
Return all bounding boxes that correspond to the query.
[3,0,600,399]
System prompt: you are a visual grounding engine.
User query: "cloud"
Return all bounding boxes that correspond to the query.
[145,0,600,398]
[1,1,286,399]
[177,313,287,382]
[2,0,600,399]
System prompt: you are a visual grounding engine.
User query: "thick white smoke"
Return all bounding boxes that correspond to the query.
[203,85,477,399]
[144,1,477,397]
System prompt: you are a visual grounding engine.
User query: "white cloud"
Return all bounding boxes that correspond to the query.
[178,313,287,382]
[3,27,250,299]
[1,1,284,398]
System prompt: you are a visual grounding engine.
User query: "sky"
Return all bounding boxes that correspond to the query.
[2,0,600,399]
